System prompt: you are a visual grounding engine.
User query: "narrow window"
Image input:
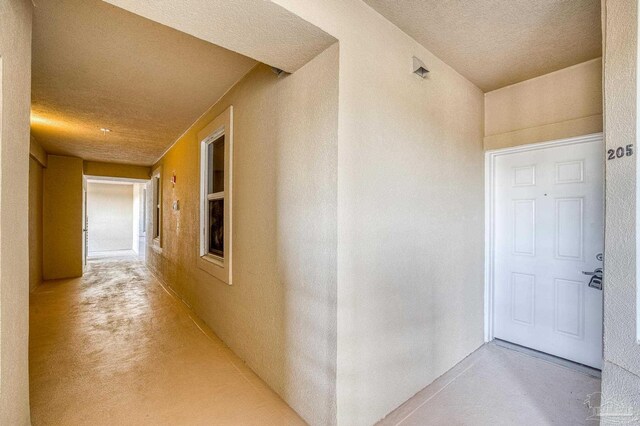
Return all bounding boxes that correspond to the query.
[153,176,160,238]
[198,107,233,284]
[151,168,162,248]
[206,135,225,258]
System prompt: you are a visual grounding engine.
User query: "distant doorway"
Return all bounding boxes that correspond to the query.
[86,179,147,261]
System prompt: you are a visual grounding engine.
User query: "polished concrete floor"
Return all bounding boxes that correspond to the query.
[87,249,139,260]
[87,236,147,261]
[29,259,304,425]
[378,343,601,426]
[30,258,601,425]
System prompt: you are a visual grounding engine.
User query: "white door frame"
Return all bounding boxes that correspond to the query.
[484,132,604,342]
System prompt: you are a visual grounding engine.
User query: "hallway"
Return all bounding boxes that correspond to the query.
[29,259,304,425]
[2,0,633,424]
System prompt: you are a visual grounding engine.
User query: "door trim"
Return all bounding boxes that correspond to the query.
[484,132,604,342]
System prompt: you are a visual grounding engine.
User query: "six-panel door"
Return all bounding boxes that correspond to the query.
[493,139,604,369]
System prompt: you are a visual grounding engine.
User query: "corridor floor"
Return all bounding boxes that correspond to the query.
[29,259,304,425]
[378,343,601,425]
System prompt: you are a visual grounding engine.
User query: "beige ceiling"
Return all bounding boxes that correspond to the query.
[31,0,257,165]
[363,0,602,92]
[102,0,337,74]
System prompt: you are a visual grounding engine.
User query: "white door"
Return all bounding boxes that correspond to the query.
[492,137,603,369]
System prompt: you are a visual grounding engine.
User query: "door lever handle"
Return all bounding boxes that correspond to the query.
[582,268,603,276]
[582,268,603,290]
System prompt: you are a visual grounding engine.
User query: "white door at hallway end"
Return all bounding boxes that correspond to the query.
[491,135,604,369]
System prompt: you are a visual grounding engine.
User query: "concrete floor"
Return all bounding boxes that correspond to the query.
[29,257,601,425]
[378,343,601,426]
[87,237,147,261]
[29,259,304,425]
[87,249,139,260]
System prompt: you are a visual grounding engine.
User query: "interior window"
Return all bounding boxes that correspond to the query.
[151,171,161,243]
[206,135,225,258]
[197,106,233,284]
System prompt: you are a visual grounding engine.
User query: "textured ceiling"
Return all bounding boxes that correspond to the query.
[102,0,337,74]
[363,0,602,91]
[31,0,257,165]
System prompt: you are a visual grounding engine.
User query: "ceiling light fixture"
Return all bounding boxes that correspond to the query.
[100,128,112,135]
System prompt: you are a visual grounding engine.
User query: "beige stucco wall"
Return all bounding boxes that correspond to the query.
[30,135,47,167]
[29,137,46,291]
[148,46,339,425]
[484,58,603,150]
[29,157,44,290]
[0,0,32,424]
[601,0,640,422]
[43,155,84,280]
[270,1,485,424]
[87,182,134,252]
[83,160,151,180]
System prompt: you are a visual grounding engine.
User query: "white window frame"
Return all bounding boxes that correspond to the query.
[198,106,233,285]
[141,187,147,236]
[151,166,162,252]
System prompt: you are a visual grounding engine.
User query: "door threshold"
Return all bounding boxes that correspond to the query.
[492,338,601,379]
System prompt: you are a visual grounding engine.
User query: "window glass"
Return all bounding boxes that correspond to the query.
[208,199,224,257]
[154,176,160,239]
[208,135,225,194]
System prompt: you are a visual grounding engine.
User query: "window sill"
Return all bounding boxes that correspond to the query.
[201,254,223,267]
[197,254,231,285]
[151,238,162,254]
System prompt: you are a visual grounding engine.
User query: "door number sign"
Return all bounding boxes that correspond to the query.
[607,144,633,160]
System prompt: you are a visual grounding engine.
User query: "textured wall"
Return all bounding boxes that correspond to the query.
[601,0,640,422]
[87,183,134,252]
[43,155,84,279]
[484,58,603,150]
[271,1,485,424]
[30,135,47,166]
[83,161,150,180]
[29,157,44,290]
[0,0,32,424]
[147,46,339,425]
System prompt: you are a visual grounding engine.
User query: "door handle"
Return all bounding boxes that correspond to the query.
[582,268,603,290]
